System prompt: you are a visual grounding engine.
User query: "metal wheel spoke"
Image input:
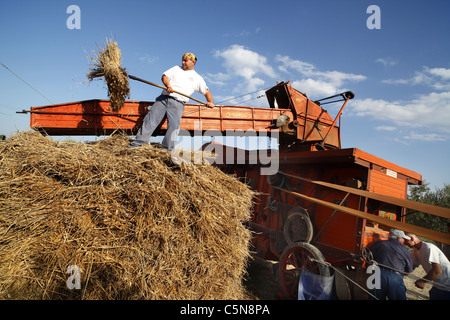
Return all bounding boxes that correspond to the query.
[279,243,330,299]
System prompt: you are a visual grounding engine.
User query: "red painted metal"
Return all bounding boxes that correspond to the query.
[230,149,418,254]
[266,81,342,148]
[20,80,450,299]
[26,99,289,136]
[24,81,344,149]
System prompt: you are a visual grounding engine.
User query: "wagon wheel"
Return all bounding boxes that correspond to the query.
[283,208,313,244]
[278,242,330,299]
[361,245,374,264]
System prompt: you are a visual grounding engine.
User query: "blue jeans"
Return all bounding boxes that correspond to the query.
[370,268,407,300]
[130,95,185,151]
[429,286,450,300]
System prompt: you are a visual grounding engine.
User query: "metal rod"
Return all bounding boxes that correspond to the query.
[128,75,207,105]
[321,97,350,143]
[272,185,450,245]
[314,93,345,102]
[278,171,450,220]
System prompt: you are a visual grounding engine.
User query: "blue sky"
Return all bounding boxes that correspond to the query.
[1,0,449,190]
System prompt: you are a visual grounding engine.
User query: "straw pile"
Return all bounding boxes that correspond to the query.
[87,39,130,112]
[0,131,254,300]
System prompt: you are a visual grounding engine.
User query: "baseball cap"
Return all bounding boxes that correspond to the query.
[389,228,411,240]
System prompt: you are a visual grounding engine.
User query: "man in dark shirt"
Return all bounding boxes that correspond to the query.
[368,229,413,300]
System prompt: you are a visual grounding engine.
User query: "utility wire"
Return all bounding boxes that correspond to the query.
[310,251,450,300]
[232,94,266,106]
[0,61,54,104]
[216,86,271,105]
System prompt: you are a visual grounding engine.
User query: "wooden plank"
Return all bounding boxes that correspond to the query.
[353,148,422,182]
[279,171,450,220]
[28,100,290,135]
[273,186,450,245]
[369,170,407,198]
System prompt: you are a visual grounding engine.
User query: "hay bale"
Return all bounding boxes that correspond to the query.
[87,39,130,111]
[0,131,254,299]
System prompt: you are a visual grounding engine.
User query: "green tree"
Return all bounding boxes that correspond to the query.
[407,183,450,233]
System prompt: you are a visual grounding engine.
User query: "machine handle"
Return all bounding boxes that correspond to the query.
[128,75,207,105]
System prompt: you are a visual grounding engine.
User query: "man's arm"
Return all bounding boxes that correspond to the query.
[162,75,174,93]
[204,89,215,108]
[415,262,442,289]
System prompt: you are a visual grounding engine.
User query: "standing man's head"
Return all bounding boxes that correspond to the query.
[389,228,411,245]
[405,233,422,249]
[182,53,197,70]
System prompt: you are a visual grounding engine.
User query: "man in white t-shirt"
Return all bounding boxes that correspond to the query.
[129,52,214,151]
[406,234,450,300]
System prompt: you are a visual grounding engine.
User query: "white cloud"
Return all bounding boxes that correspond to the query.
[355,63,450,141]
[349,91,450,134]
[427,67,450,80]
[375,57,397,67]
[209,45,366,98]
[404,131,447,142]
[382,66,450,90]
[375,126,397,131]
[208,45,450,143]
[275,55,315,75]
[204,72,230,87]
[138,53,158,64]
[291,79,338,98]
[208,45,368,105]
[381,78,410,85]
[211,45,277,92]
[275,55,366,97]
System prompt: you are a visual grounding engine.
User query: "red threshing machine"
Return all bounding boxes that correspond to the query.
[20,81,450,299]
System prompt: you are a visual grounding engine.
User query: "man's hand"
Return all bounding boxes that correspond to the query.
[204,90,215,108]
[414,279,426,289]
[414,262,442,290]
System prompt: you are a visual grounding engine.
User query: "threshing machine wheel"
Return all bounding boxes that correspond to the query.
[278,242,330,299]
[360,245,374,265]
[283,208,313,244]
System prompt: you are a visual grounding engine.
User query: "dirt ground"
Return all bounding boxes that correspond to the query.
[244,256,431,300]
[404,266,430,300]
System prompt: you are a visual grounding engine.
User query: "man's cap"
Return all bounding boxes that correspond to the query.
[183,52,197,62]
[389,228,411,240]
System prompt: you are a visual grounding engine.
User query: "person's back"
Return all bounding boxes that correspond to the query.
[368,229,413,300]
[371,238,413,273]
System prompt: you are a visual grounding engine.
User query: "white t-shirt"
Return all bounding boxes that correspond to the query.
[412,242,450,291]
[162,66,208,103]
